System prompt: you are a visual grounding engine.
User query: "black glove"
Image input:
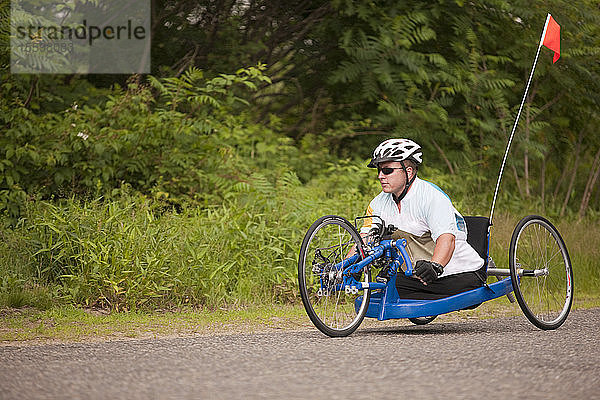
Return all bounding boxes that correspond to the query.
[414,260,444,284]
[368,222,383,242]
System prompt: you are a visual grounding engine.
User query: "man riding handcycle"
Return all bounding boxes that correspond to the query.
[298,138,573,337]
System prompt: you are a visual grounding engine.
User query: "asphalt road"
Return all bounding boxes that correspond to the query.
[1,308,598,400]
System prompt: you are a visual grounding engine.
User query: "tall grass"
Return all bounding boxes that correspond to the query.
[553,218,600,296]
[1,178,598,311]
[488,213,600,298]
[0,172,373,310]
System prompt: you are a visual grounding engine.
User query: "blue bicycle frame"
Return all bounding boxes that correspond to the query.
[336,237,514,320]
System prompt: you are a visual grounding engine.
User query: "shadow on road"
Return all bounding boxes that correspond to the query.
[297,315,539,338]
[363,317,542,336]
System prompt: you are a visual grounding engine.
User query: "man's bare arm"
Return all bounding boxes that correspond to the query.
[431,233,455,266]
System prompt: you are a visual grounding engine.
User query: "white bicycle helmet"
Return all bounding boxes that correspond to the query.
[367,138,422,168]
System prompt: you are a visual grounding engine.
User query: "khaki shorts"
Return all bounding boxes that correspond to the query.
[390,230,435,272]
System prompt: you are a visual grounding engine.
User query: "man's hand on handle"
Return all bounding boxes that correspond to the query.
[414,260,444,285]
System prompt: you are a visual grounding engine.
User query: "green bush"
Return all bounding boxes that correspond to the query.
[0,66,278,220]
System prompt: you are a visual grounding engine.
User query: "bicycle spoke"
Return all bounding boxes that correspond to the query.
[299,216,371,336]
[510,216,573,330]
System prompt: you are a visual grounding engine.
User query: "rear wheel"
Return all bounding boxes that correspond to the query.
[408,316,437,325]
[509,215,573,330]
[298,215,371,337]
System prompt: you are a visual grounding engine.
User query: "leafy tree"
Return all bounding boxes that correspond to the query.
[3,0,600,217]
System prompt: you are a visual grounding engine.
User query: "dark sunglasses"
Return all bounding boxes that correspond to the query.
[378,167,404,175]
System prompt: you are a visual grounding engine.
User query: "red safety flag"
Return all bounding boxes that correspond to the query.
[542,15,560,63]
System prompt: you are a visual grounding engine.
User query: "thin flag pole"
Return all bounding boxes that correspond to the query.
[489,14,552,225]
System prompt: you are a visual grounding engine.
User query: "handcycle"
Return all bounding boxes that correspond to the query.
[297,213,573,337]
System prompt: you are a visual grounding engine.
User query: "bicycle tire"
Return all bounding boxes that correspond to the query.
[298,215,371,337]
[509,215,573,330]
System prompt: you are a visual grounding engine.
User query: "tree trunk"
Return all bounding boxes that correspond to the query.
[512,165,524,199]
[540,153,547,213]
[579,165,600,218]
[593,177,600,212]
[560,150,582,217]
[553,162,569,204]
[579,147,600,218]
[431,139,455,175]
[559,128,584,217]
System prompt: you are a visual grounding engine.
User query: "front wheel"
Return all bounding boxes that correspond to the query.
[298,215,371,337]
[509,215,573,330]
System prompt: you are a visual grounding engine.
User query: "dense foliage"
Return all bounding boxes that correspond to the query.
[1,0,600,309]
[3,0,600,218]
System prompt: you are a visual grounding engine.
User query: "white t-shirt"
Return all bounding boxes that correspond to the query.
[360,177,484,277]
